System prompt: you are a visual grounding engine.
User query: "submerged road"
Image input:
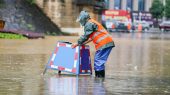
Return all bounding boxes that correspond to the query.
[0,32,170,95]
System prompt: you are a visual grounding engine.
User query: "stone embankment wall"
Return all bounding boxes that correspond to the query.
[34,0,96,33]
[0,0,62,35]
[35,0,79,28]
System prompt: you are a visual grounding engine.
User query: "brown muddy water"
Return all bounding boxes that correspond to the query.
[0,33,170,95]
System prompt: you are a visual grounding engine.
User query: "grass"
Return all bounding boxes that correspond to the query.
[0,32,27,39]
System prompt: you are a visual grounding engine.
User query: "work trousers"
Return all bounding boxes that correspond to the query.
[94,46,113,71]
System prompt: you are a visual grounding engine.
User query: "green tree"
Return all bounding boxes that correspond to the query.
[150,0,164,26]
[0,0,4,8]
[165,0,170,19]
[26,0,35,4]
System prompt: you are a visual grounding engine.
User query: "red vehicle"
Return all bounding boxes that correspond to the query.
[159,21,170,32]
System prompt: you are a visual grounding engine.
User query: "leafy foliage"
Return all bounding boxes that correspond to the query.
[150,0,164,19]
[150,0,164,27]
[0,0,4,8]
[26,0,35,4]
[165,0,170,19]
[0,32,26,39]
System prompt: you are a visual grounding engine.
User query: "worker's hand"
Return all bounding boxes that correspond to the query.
[71,43,78,48]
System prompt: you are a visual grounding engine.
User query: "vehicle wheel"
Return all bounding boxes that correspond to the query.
[144,28,148,32]
[58,70,61,74]
[161,28,164,32]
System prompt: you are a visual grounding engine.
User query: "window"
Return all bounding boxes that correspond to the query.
[114,0,121,10]
[126,0,133,11]
[138,0,145,11]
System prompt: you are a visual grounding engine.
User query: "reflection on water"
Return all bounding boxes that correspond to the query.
[0,33,170,94]
[47,76,78,95]
[44,76,105,95]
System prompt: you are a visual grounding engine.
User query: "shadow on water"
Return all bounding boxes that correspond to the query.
[0,33,170,94]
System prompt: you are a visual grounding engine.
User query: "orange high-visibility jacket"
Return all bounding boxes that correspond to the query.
[88,19,113,50]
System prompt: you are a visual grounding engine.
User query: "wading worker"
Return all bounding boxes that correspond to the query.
[72,10,115,78]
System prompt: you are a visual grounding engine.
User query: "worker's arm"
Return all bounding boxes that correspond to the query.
[71,38,92,48]
[72,22,97,48]
[82,38,92,45]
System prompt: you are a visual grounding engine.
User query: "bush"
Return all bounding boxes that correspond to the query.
[26,0,35,4]
[0,32,27,39]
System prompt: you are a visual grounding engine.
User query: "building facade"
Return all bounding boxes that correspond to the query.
[108,0,154,12]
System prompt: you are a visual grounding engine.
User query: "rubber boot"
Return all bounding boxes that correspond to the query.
[99,70,105,78]
[95,70,105,78]
[95,71,99,77]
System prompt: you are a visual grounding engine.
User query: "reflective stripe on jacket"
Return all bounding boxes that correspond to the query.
[89,19,113,50]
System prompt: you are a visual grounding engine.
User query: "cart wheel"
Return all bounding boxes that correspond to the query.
[58,70,61,74]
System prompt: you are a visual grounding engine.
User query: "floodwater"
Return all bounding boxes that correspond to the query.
[0,32,170,95]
